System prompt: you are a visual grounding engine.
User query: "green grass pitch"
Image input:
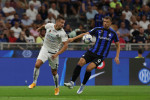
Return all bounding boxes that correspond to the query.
[0,86,150,100]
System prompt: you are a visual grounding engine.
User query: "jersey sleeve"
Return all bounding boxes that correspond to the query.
[113,32,119,42]
[45,23,52,29]
[89,27,97,35]
[61,31,68,42]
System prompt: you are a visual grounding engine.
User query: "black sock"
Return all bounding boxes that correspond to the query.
[71,65,81,82]
[82,71,91,85]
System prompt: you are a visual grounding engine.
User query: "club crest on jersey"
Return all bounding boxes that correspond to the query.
[109,34,111,37]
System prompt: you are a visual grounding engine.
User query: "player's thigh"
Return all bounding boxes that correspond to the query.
[36,48,49,68]
[78,58,86,66]
[79,51,93,66]
[48,56,59,70]
[86,57,104,71]
[86,62,97,72]
[92,57,104,66]
[35,59,43,68]
[51,68,57,76]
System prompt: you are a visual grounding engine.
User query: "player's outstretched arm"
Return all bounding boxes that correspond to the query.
[114,42,120,64]
[68,32,89,43]
[36,24,45,32]
[52,41,68,59]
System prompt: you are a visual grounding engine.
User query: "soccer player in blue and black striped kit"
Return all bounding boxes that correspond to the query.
[64,16,120,94]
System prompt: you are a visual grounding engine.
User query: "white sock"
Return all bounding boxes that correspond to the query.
[53,74,59,88]
[71,81,74,85]
[33,67,40,84]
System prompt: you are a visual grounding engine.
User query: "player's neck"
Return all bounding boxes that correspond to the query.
[54,25,61,30]
[104,27,110,30]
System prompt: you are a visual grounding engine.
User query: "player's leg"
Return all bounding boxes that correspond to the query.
[72,58,86,82]
[64,58,86,89]
[64,51,92,89]
[51,68,59,95]
[51,69,59,88]
[29,59,43,89]
[77,57,103,94]
[29,47,48,89]
[77,62,96,94]
[33,60,43,83]
[49,56,59,95]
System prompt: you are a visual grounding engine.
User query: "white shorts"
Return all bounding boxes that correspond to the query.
[37,47,59,69]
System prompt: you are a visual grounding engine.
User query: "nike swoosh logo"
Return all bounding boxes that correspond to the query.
[89,71,105,80]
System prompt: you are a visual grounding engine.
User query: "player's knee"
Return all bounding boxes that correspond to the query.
[78,62,84,66]
[52,69,57,76]
[35,63,40,68]
[86,67,92,72]
[78,58,86,66]
[35,60,43,68]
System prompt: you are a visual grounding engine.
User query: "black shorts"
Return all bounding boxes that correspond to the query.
[82,51,104,66]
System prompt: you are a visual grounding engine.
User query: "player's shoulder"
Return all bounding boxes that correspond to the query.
[91,27,103,31]
[45,23,54,29]
[109,28,117,34]
[94,27,103,29]
[57,28,66,36]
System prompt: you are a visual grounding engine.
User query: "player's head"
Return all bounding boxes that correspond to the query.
[138,48,143,55]
[55,16,65,30]
[103,16,112,29]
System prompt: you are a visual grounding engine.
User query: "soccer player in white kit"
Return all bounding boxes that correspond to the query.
[28,16,68,95]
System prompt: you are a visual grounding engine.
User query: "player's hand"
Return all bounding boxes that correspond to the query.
[68,38,74,43]
[114,57,120,64]
[51,54,58,60]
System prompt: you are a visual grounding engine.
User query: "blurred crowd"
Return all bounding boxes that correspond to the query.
[0,0,150,49]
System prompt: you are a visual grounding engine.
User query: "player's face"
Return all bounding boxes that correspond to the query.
[103,19,112,29]
[56,19,65,30]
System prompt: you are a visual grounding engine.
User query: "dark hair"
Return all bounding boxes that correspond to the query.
[104,16,112,22]
[138,48,143,54]
[56,15,65,21]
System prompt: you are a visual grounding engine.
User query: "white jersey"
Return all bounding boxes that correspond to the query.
[43,23,68,52]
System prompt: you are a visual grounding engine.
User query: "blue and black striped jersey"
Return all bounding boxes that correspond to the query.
[89,27,119,57]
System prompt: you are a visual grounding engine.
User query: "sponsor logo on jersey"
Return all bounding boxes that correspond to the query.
[99,36,111,41]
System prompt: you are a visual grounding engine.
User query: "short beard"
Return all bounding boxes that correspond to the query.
[56,26,61,30]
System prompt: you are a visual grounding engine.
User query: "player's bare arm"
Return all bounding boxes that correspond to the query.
[52,41,68,60]
[114,42,120,64]
[68,32,89,43]
[36,24,45,32]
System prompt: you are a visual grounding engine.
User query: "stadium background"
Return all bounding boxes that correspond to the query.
[0,0,150,100]
[0,50,150,86]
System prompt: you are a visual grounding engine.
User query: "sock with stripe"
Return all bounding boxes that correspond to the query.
[53,74,59,88]
[33,67,40,84]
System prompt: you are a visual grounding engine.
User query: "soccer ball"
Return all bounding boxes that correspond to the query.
[82,34,92,44]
